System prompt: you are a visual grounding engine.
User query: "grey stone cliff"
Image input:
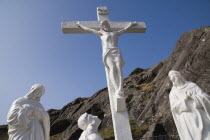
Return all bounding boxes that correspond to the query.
[49,26,210,140]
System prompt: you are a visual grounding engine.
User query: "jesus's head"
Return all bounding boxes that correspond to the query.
[100,20,111,32]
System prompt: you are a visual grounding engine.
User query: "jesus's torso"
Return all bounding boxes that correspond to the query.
[100,31,118,53]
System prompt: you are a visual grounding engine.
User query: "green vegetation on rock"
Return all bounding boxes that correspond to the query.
[50,133,64,140]
[99,127,114,140]
[0,136,8,140]
[133,83,156,93]
[130,120,149,139]
[98,120,149,140]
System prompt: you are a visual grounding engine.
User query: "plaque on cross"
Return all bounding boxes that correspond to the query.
[61,6,146,140]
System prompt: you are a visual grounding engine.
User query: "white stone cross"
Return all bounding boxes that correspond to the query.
[61,6,146,140]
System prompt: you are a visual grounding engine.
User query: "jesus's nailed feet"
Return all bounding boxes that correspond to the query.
[115,90,125,97]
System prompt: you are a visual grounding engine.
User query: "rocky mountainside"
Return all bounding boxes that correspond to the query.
[49,26,210,140]
[1,26,210,140]
[0,125,8,140]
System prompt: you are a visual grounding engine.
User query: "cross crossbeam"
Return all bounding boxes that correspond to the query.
[62,21,146,33]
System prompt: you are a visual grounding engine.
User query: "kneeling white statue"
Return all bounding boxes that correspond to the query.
[7,84,50,140]
[78,113,103,140]
[168,70,210,140]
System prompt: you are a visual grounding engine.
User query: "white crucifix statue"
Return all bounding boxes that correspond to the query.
[61,6,146,140]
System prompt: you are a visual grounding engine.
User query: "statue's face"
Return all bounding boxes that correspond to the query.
[100,21,111,31]
[91,115,101,125]
[168,71,182,84]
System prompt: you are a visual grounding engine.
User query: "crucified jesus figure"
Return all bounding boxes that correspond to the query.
[75,20,136,97]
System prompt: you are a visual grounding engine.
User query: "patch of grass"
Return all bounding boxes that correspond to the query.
[132,125,149,139]
[170,138,179,140]
[134,85,142,90]
[98,121,149,140]
[50,133,63,140]
[130,120,137,126]
[133,83,156,93]
[0,136,8,140]
[99,127,114,140]
[130,120,149,139]
[140,83,156,93]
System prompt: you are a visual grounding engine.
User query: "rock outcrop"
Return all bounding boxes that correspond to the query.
[0,125,8,140]
[49,26,210,140]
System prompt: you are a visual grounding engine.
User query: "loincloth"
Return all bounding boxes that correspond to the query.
[103,47,125,68]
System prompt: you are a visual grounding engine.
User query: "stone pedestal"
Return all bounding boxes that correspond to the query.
[115,96,126,112]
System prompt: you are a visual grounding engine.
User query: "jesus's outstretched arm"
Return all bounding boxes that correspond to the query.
[117,22,136,36]
[75,22,102,36]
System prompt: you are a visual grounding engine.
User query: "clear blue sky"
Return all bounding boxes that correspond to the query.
[0,0,210,124]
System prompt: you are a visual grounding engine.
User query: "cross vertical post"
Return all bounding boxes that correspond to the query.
[61,6,146,140]
[96,7,133,140]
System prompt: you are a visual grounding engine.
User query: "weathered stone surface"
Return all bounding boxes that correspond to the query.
[2,26,209,140]
[47,26,210,140]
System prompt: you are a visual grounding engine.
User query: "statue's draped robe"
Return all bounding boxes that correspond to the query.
[169,82,210,140]
[7,97,50,140]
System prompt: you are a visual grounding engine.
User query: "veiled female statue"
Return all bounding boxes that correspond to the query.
[168,70,210,140]
[75,21,136,97]
[7,84,50,140]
